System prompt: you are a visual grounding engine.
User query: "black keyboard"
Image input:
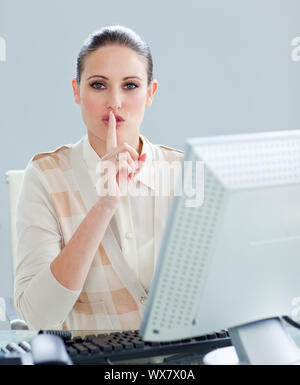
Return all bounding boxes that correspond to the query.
[1,329,231,365]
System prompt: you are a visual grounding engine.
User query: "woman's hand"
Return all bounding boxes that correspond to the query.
[96,110,147,206]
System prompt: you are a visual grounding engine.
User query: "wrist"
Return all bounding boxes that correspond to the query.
[95,196,120,213]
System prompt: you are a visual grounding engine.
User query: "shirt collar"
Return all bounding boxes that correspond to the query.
[83,135,101,172]
[82,134,155,190]
[136,134,155,190]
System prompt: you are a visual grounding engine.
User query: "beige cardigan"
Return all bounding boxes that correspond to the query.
[14,135,183,331]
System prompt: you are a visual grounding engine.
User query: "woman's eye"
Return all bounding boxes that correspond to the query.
[125,83,138,90]
[90,82,138,90]
[90,82,105,90]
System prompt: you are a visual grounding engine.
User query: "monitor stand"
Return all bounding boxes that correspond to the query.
[204,317,300,365]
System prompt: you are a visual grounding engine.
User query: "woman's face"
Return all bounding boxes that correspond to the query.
[72,44,158,150]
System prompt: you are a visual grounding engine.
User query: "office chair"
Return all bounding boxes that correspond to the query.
[5,170,28,330]
[5,170,24,275]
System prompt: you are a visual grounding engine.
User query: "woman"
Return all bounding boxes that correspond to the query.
[14,25,183,331]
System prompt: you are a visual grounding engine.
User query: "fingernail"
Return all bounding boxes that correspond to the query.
[138,153,146,161]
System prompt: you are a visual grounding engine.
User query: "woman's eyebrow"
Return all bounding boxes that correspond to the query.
[87,75,142,81]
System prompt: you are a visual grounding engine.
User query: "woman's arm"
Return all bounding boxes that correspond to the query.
[50,198,118,290]
[14,163,81,330]
[15,166,120,330]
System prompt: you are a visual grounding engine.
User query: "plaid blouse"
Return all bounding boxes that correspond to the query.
[14,135,183,331]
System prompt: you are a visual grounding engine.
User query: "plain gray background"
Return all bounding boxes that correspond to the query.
[0,0,299,297]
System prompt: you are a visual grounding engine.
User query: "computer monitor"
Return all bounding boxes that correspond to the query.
[140,130,300,364]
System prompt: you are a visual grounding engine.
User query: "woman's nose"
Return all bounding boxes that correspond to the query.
[105,89,122,111]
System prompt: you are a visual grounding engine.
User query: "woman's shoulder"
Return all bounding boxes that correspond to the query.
[30,145,71,172]
[32,144,70,160]
[30,137,84,172]
[158,143,184,155]
[155,142,184,163]
[142,135,184,163]
[158,145,184,164]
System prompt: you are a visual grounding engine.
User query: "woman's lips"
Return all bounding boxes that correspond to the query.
[102,114,125,128]
[102,118,125,127]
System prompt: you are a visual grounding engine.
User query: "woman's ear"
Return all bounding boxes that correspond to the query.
[72,78,81,104]
[146,80,158,107]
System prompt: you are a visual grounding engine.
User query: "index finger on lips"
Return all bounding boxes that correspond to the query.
[106,111,117,153]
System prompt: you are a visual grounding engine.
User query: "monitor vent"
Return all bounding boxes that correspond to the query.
[149,162,225,331]
[196,137,300,189]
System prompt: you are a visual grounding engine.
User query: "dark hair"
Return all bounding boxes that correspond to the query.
[76,25,153,86]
